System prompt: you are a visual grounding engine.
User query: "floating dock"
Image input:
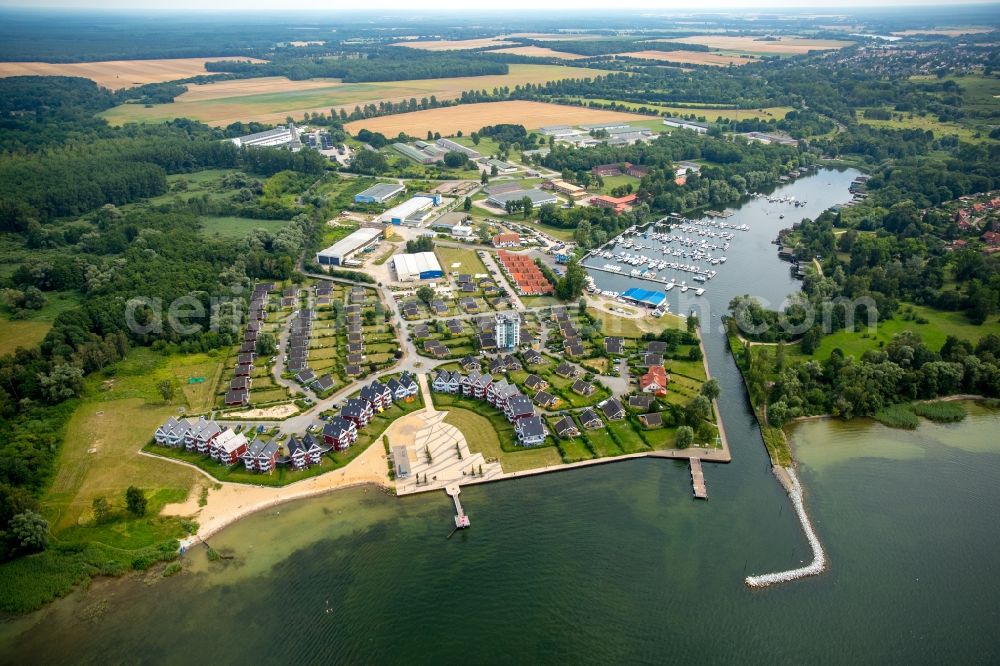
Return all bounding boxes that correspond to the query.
[690,458,707,499]
[585,263,711,287]
[445,484,470,529]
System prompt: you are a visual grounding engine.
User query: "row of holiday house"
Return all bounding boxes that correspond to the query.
[432,368,630,445]
[432,369,549,446]
[226,283,275,406]
[155,373,419,474]
[321,373,420,449]
[153,416,327,473]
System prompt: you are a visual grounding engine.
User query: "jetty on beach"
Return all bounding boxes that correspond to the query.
[446,484,470,529]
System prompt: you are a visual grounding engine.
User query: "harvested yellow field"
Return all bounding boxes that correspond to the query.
[490,45,588,60]
[394,37,516,51]
[892,27,996,37]
[616,50,755,66]
[344,100,650,137]
[659,35,853,54]
[101,64,608,126]
[0,56,265,90]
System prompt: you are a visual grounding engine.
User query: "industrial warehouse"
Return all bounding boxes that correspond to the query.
[379,194,441,225]
[229,124,301,149]
[354,182,405,204]
[392,252,444,281]
[315,227,383,267]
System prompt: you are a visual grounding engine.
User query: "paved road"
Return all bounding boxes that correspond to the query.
[478,250,526,311]
[270,289,315,402]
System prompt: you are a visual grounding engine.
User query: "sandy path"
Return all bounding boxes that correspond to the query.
[157,440,390,548]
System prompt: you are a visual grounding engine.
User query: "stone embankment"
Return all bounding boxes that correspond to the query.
[745,466,826,588]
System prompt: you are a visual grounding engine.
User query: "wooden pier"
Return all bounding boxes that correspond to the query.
[445,484,470,528]
[689,458,708,499]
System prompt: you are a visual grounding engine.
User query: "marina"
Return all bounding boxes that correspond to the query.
[581,170,859,318]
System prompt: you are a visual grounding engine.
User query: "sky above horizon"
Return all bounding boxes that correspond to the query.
[1,0,994,11]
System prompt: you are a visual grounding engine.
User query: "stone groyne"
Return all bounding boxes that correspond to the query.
[745,466,827,588]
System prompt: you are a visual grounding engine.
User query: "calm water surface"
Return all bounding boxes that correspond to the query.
[4,170,998,665]
[6,408,998,665]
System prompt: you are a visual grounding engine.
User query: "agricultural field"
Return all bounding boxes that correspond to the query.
[344,100,649,138]
[393,38,517,51]
[101,64,608,126]
[657,35,854,55]
[615,50,757,66]
[0,56,264,89]
[489,45,587,60]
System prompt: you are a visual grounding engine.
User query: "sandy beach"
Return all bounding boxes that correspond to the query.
[156,440,391,549]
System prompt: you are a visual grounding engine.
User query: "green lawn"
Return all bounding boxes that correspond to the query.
[512,219,576,242]
[435,245,488,275]
[858,109,984,143]
[555,435,595,463]
[520,295,564,308]
[0,291,82,357]
[584,428,624,457]
[450,135,523,162]
[597,174,639,194]
[442,406,562,472]
[664,354,708,382]
[803,303,1000,360]
[200,216,290,238]
[0,320,52,357]
[586,306,686,338]
[608,420,650,453]
[5,385,202,614]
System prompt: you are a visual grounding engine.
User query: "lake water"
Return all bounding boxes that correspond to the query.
[5,406,998,665]
[5,169,998,664]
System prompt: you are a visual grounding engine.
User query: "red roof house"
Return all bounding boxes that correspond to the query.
[639,365,669,396]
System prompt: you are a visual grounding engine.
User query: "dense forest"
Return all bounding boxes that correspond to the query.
[205,49,509,83]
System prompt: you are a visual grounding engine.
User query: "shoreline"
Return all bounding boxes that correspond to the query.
[154,346,733,540]
[151,440,394,549]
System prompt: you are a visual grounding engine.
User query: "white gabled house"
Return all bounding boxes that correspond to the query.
[155,417,191,447]
[433,370,460,393]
